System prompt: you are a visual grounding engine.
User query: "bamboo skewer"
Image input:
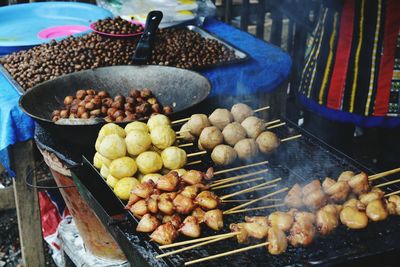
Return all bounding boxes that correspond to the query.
[185,160,202,166]
[224,203,285,215]
[187,151,207,157]
[222,198,281,203]
[265,119,281,126]
[171,117,190,124]
[224,187,289,214]
[251,184,277,192]
[178,143,194,148]
[211,177,264,190]
[266,122,286,130]
[220,178,282,200]
[184,242,269,266]
[281,134,302,142]
[385,190,400,197]
[210,169,269,186]
[159,232,238,249]
[176,129,190,135]
[214,161,268,175]
[156,234,235,259]
[369,167,400,181]
[374,178,400,188]
[253,106,270,113]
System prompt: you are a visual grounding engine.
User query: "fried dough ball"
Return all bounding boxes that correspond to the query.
[284,183,304,208]
[187,114,210,136]
[136,214,160,233]
[109,157,137,178]
[340,206,368,229]
[267,227,288,255]
[100,165,109,178]
[161,146,187,170]
[268,211,294,232]
[93,152,111,169]
[150,125,176,150]
[114,177,140,200]
[234,138,259,160]
[125,121,149,134]
[150,223,178,245]
[147,114,170,131]
[98,134,127,160]
[256,131,280,154]
[179,122,195,142]
[98,123,126,140]
[208,108,233,130]
[136,151,163,174]
[231,103,253,123]
[199,126,224,150]
[106,174,118,188]
[241,116,266,138]
[179,216,201,238]
[366,199,388,221]
[125,130,152,156]
[211,144,237,165]
[204,209,224,231]
[222,122,247,146]
[140,173,161,184]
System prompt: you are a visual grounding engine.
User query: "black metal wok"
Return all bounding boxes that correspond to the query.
[20,65,211,146]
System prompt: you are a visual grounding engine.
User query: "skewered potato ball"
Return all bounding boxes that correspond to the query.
[114,177,140,200]
[222,122,247,146]
[199,126,224,150]
[109,157,137,178]
[98,134,127,160]
[100,165,109,178]
[106,174,119,188]
[147,114,171,131]
[136,151,163,174]
[234,138,259,160]
[179,123,195,142]
[161,146,187,170]
[187,114,210,136]
[211,145,237,165]
[208,108,233,130]
[231,103,254,123]
[140,173,162,184]
[150,125,176,149]
[256,131,280,153]
[93,152,111,169]
[98,123,126,140]
[125,130,152,155]
[125,121,149,134]
[241,116,265,138]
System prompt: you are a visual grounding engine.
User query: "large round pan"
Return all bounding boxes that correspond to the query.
[20,65,211,146]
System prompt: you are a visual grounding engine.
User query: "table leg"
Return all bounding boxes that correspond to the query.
[10,140,45,267]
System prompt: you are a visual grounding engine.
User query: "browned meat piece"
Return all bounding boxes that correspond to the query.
[205,167,214,180]
[324,181,351,203]
[150,223,178,245]
[302,180,322,196]
[126,193,141,209]
[294,212,316,225]
[157,171,179,191]
[195,191,220,210]
[230,223,249,244]
[284,184,304,208]
[343,198,366,211]
[131,180,155,198]
[182,170,204,185]
[366,199,388,221]
[348,172,369,195]
[130,199,148,217]
[267,227,288,255]
[302,188,327,210]
[244,216,269,227]
[136,214,160,233]
[147,195,158,214]
[162,214,182,229]
[337,171,355,182]
[316,208,339,235]
[388,195,400,215]
[179,216,201,238]
[359,189,385,206]
[158,193,175,215]
[320,204,342,215]
[204,209,224,231]
[180,185,201,199]
[288,221,315,247]
[192,207,206,223]
[243,222,269,239]
[173,194,195,214]
[340,206,368,229]
[268,211,294,232]
[322,177,336,192]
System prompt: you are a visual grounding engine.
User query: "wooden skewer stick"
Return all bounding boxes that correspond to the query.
[281,134,302,142]
[156,234,234,259]
[266,122,286,130]
[224,203,285,215]
[369,167,400,181]
[265,119,281,126]
[184,242,269,266]
[159,232,238,249]
[211,177,264,190]
[210,169,269,186]
[186,160,202,166]
[220,178,282,200]
[385,190,400,197]
[374,178,400,188]
[224,187,289,213]
[222,198,281,203]
[176,129,190,135]
[178,142,194,148]
[171,117,190,124]
[252,184,277,192]
[187,151,207,158]
[214,161,268,175]
[253,106,270,113]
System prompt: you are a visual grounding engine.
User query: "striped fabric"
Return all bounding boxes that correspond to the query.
[299,0,400,126]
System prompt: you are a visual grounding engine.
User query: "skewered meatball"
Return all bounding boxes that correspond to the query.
[179,122,195,142]
[179,216,201,238]
[267,227,288,255]
[147,114,170,131]
[234,138,259,160]
[157,171,179,192]
[125,121,149,134]
[187,114,210,136]
[348,172,369,195]
[125,130,152,156]
[241,116,266,138]
[161,146,187,170]
[204,209,224,231]
[316,207,339,235]
[136,151,163,174]
[195,191,220,210]
[136,214,160,233]
[208,108,234,130]
[230,223,249,244]
[340,206,368,229]
[211,145,238,165]
[222,122,247,146]
[150,223,178,245]
[198,126,224,150]
[98,134,127,160]
[366,199,388,221]
[284,184,304,208]
[231,103,254,123]
[268,211,294,232]
[182,170,204,185]
[243,222,269,239]
[150,125,176,149]
[337,171,355,182]
[256,131,280,154]
[162,214,182,229]
[173,194,195,214]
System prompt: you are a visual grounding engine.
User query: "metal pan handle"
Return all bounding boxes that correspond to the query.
[142,10,163,47]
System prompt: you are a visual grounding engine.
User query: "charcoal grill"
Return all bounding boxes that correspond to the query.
[35,118,400,266]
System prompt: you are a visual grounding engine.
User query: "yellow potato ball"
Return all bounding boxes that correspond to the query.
[147,114,171,131]
[100,165,109,178]
[98,123,126,140]
[113,177,140,200]
[125,121,149,134]
[136,151,163,174]
[98,134,127,160]
[106,174,119,188]
[109,157,137,179]
[161,146,187,170]
[150,125,176,150]
[125,130,152,156]
[93,152,111,169]
[140,173,162,183]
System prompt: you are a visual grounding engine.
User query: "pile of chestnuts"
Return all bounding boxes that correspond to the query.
[93,16,144,35]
